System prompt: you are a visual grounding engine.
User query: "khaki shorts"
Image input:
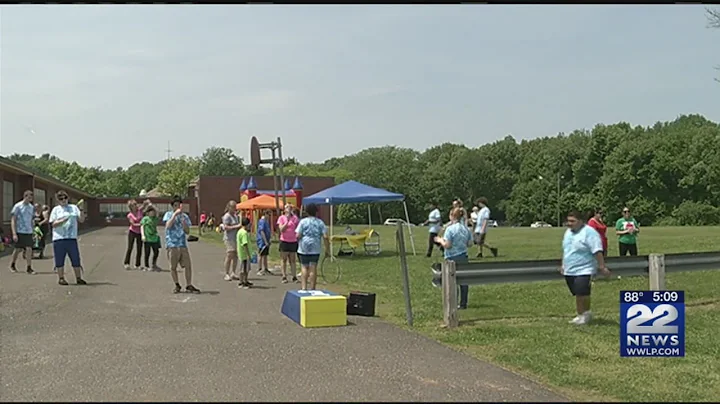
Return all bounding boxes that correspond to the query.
[224,239,237,253]
[168,247,191,269]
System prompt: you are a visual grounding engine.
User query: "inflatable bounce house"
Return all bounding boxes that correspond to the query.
[236,177,304,233]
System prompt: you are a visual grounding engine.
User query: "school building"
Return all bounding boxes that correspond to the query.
[0,157,335,232]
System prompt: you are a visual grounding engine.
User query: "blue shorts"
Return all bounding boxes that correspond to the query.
[53,239,81,268]
[297,253,320,267]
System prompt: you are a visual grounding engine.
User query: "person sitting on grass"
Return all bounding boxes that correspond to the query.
[434,207,473,310]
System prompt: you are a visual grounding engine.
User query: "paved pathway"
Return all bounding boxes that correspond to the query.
[0,227,566,402]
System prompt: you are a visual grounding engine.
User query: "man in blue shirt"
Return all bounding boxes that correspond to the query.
[561,210,611,325]
[10,190,36,274]
[165,196,200,294]
[256,210,272,276]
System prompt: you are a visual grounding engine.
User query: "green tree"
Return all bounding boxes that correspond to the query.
[157,157,200,197]
[199,147,247,177]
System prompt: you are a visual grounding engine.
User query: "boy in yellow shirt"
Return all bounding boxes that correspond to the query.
[236,217,253,289]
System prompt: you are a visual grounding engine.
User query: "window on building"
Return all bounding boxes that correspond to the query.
[34,188,47,206]
[3,181,14,222]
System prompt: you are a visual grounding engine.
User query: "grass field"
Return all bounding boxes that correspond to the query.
[196,225,720,402]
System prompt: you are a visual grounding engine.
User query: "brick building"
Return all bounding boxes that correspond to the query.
[0,157,333,230]
[0,157,93,234]
[189,176,335,223]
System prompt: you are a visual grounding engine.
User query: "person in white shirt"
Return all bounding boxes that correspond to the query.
[470,206,479,230]
[423,202,444,257]
[473,197,498,258]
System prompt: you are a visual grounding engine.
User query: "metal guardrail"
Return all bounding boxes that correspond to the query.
[431,252,720,287]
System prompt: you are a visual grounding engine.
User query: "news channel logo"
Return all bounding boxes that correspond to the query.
[620,291,685,357]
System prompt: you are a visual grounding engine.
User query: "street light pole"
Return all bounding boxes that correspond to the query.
[557,173,564,227]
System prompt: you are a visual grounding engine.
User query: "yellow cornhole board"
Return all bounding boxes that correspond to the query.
[281,290,347,328]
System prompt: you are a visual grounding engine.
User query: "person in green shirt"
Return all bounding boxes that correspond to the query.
[140,206,161,271]
[236,217,254,289]
[615,207,640,256]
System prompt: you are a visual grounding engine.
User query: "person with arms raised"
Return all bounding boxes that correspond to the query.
[49,190,86,286]
[165,196,200,294]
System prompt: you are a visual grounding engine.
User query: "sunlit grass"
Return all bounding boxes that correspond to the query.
[197,225,720,402]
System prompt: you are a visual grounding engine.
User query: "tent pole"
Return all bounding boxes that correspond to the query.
[330,204,334,254]
[403,201,416,255]
[368,203,372,228]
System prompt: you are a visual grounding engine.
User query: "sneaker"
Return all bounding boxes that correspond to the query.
[490,248,498,257]
[224,274,232,281]
[579,311,592,325]
[476,252,483,258]
[77,279,87,285]
[58,278,68,286]
[569,315,583,325]
[263,268,273,275]
[124,264,131,270]
[173,284,182,294]
[152,265,162,271]
[281,276,288,284]
[245,280,254,287]
[292,276,299,283]
[242,282,250,289]
[26,267,35,275]
[231,274,240,281]
[140,266,147,272]
[185,285,201,294]
[9,263,17,273]
[256,270,264,276]
[133,266,141,271]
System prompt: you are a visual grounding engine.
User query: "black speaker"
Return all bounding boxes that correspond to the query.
[347,291,376,317]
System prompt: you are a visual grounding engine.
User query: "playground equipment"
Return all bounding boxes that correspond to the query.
[237,176,304,233]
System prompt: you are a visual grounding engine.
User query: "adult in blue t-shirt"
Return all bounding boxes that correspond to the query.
[256,210,272,276]
[49,190,86,285]
[561,210,611,325]
[164,196,200,294]
[434,207,473,310]
[295,203,330,291]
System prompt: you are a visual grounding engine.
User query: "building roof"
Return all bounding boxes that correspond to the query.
[0,156,93,198]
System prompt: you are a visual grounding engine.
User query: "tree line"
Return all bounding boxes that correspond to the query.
[10,114,720,226]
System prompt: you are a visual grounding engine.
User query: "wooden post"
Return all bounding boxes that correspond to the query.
[396,222,413,327]
[649,253,666,291]
[442,260,458,328]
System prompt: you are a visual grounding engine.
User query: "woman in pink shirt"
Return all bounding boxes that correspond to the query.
[277,204,300,284]
[123,199,144,270]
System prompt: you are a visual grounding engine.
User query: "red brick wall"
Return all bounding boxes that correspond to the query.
[194,176,335,224]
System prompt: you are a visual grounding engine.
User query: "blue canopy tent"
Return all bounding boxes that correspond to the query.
[303,180,416,255]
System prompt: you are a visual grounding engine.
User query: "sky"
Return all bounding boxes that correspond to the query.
[0,5,718,169]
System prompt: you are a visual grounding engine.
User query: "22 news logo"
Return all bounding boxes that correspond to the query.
[622,302,685,357]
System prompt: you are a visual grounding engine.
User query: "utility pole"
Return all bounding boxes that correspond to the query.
[165,141,173,160]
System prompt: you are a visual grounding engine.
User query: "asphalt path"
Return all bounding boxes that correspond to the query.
[0,227,567,402]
